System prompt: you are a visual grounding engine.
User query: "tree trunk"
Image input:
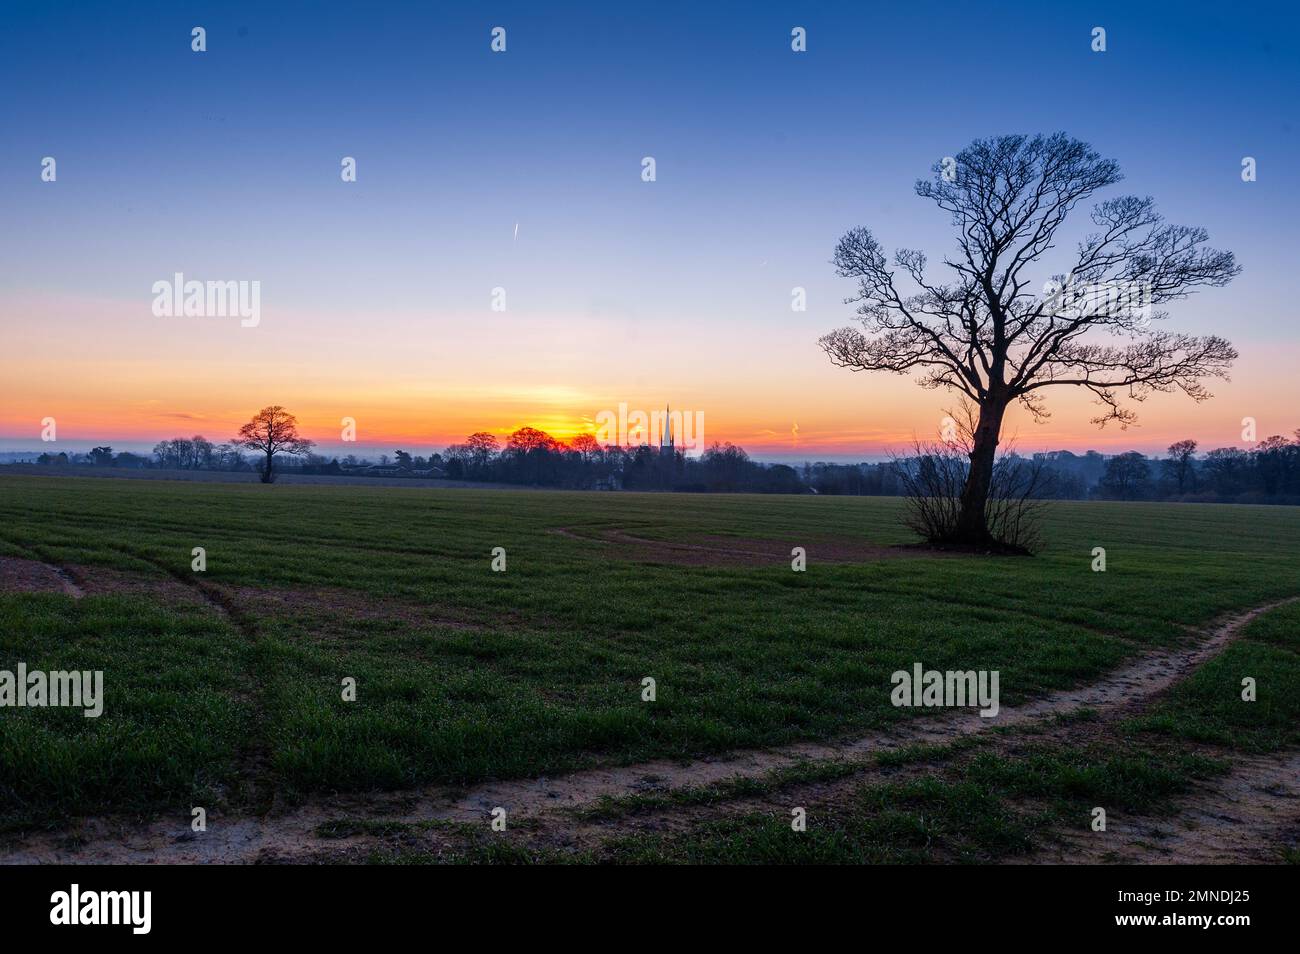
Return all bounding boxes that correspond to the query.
[954,398,1008,544]
[261,450,275,483]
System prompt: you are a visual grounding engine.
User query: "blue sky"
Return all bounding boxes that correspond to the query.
[2,0,1297,459]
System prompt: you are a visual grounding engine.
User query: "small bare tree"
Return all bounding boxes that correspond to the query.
[1164,438,1198,494]
[894,402,1052,553]
[823,133,1239,547]
[234,405,314,483]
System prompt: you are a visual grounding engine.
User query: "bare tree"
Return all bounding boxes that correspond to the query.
[506,427,559,453]
[1100,452,1152,500]
[822,133,1239,546]
[464,432,500,475]
[569,433,601,462]
[1163,439,1198,494]
[233,405,314,483]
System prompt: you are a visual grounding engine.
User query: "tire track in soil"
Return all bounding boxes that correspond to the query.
[2,598,1291,864]
[0,550,85,598]
[105,544,280,814]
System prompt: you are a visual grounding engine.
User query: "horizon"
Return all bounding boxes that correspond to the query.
[3,1,1298,462]
[2,423,1287,466]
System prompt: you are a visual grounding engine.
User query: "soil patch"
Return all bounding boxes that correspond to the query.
[0,556,84,598]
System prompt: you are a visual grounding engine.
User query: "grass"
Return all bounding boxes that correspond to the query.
[573,757,867,822]
[573,746,1229,866]
[1,473,1298,846]
[551,603,1300,865]
[1128,599,1300,752]
[0,592,250,830]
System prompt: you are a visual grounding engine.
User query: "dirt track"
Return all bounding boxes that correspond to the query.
[2,562,1293,863]
[1030,749,1300,865]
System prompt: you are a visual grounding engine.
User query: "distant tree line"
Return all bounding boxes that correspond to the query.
[150,436,248,471]
[21,425,1300,504]
[1093,434,1300,503]
[440,429,803,493]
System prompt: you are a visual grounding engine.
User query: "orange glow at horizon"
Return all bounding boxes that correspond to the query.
[3,293,1298,458]
[4,386,1295,459]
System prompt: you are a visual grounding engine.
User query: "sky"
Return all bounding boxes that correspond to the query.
[2,0,1298,461]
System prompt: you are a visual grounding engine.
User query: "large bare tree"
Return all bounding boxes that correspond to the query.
[234,405,315,483]
[821,133,1239,545]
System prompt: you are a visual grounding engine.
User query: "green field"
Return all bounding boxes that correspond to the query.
[1,474,1298,862]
